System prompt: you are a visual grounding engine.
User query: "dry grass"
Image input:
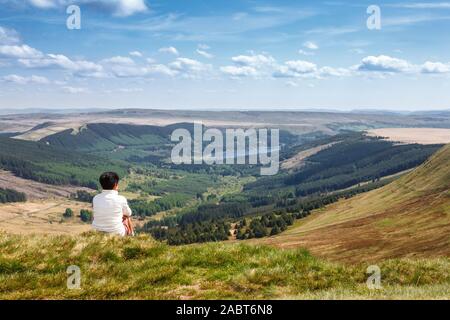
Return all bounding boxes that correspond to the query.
[0,200,92,235]
[367,128,450,145]
[0,232,448,300]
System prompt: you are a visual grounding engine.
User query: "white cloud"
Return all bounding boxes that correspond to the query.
[318,66,351,77]
[101,56,135,66]
[221,53,275,78]
[198,44,210,50]
[220,65,258,77]
[1,74,49,85]
[146,63,178,77]
[196,49,214,59]
[62,86,89,94]
[357,55,412,73]
[159,46,179,56]
[169,57,212,78]
[19,53,105,77]
[129,51,143,57]
[298,49,314,56]
[274,60,318,78]
[421,61,450,74]
[0,26,20,45]
[26,0,148,17]
[0,44,43,59]
[303,41,319,50]
[231,54,275,67]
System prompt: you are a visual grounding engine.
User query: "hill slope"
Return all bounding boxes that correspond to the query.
[261,144,450,263]
[0,233,449,299]
[0,137,127,188]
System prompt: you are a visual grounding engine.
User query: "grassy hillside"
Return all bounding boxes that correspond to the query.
[0,137,127,188]
[261,144,450,263]
[0,232,448,299]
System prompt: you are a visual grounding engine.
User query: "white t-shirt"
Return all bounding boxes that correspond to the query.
[92,190,132,236]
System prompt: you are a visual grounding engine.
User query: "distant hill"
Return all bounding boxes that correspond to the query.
[40,123,172,152]
[262,144,450,263]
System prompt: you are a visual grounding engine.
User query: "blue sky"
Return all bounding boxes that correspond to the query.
[1,0,450,111]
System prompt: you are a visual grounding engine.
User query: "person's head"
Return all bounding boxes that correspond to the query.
[99,172,120,191]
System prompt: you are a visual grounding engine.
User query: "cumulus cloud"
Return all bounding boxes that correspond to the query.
[129,51,143,58]
[0,44,43,59]
[101,56,135,66]
[19,53,105,77]
[0,26,20,45]
[220,65,258,77]
[303,41,319,50]
[25,0,148,17]
[221,53,275,78]
[1,74,49,85]
[231,54,275,67]
[196,49,214,59]
[420,61,450,74]
[357,55,412,73]
[169,57,212,78]
[146,63,178,77]
[159,46,179,56]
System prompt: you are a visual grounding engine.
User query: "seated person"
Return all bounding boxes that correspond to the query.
[92,172,133,236]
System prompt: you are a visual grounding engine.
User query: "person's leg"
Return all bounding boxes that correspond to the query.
[122,216,134,236]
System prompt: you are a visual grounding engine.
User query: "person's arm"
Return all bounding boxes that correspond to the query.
[121,197,132,217]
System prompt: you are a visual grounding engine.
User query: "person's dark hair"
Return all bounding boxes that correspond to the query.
[99,172,120,190]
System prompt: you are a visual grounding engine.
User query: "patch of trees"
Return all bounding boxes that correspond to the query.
[0,137,127,188]
[80,209,93,223]
[148,220,230,245]
[71,190,95,203]
[63,208,74,218]
[236,212,300,240]
[244,137,440,198]
[179,202,251,224]
[0,188,26,203]
[129,193,190,217]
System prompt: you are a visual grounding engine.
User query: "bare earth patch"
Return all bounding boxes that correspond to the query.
[281,142,337,170]
[367,128,450,145]
[0,199,92,235]
[0,170,94,200]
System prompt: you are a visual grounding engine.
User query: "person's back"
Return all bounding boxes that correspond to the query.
[92,172,133,236]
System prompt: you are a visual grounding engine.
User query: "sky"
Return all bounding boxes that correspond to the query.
[0,0,450,111]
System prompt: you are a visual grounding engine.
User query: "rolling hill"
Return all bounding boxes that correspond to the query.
[0,137,127,188]
[261,144,450,263]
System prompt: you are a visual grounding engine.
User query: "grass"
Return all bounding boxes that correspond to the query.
[0,232,448,300]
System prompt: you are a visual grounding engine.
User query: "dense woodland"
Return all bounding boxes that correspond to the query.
[0,188,26,203]
[0,137,127,188]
